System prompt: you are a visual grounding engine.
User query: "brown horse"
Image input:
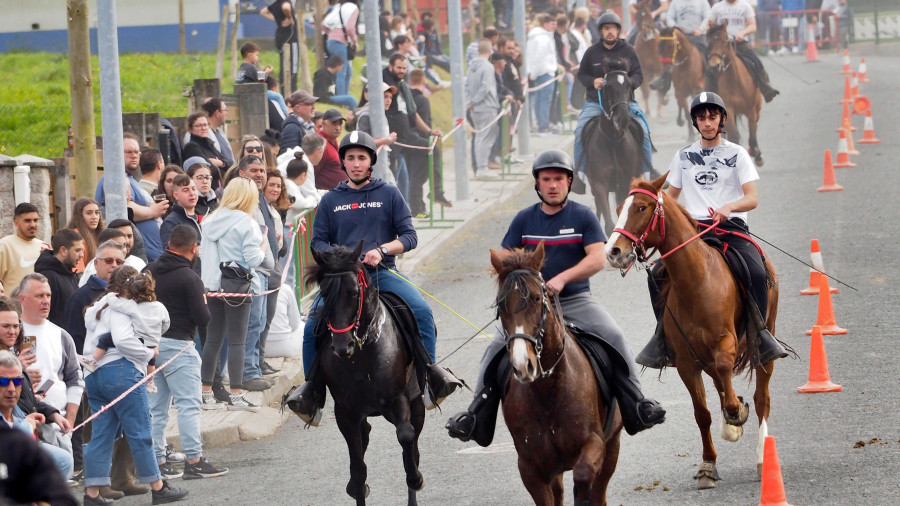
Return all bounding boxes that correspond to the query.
[491,243,622,506]
[634,0,665,117]
[706,22,765,166]
[659,27,705,140]
[605,175,779,490]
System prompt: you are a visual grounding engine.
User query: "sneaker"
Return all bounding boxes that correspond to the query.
[242,377,273,392]
[183,457,229,480]
[158,461,183,480]
[79,355,98,373]
[487,161,502,170]
[776,47,789,55]
[413,211,430,219]
[227,392,260,412]
[508,157,525,164]
[98,486,125,500]
[146,379,158,394]
[201,390,226,411]
[165,444,186,463]
[432,194,453,207]
[83,493,115,505]
[212,381,231,403]
[151,480,189,505]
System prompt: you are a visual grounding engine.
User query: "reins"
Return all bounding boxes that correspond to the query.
[325,270,369,348]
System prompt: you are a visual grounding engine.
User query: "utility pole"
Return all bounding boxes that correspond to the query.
[513,0,530,156]
[96,0,128,221]
[67,0,97,199]
[179,0,186,54]
[314,0,328,70]
[363,0,392,183]
[447,0,468,200]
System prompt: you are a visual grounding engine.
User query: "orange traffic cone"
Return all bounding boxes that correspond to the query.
[805,25,818,62]
[857,57,868,82]
[797,326,843,393]
[858,110,881,144]
[758,436,793,506]
[850,72,860,100]
[817,150,844,192]
[805,275,847,335]
[845,123,859,156]
[852,95,871,115]
[833,130,856,169]
[836,98,857,133]
[839,49,851,74]
[838,75,851,106]
[800,240,839,295]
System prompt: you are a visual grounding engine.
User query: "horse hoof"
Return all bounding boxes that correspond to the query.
[694,461,720,490]
[754,156,764,167]
[408,472,424,491]
[346,483,370,500]
[697,476,718,490]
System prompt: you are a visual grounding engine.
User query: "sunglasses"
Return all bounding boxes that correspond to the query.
[97,257,125,266]
[0,376,24,387]
[245,146,263,153]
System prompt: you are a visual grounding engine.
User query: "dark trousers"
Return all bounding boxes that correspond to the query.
[735,41,772,87]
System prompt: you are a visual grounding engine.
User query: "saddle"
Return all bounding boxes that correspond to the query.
[379,291,430,399]
[701,236,763,340]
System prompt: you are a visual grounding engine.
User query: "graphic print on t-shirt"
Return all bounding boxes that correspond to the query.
[684,149,739,191]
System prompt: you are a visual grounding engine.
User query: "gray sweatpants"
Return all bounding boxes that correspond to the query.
[475,291,641,391]
[470,108,500,173]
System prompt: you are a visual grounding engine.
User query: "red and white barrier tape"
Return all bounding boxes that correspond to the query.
[465,104,511,134]
[72,341,195,432]
[526,72,565,93]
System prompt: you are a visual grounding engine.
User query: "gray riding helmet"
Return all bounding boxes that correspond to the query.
[689,91,728,129]
[597,12,622,31]
[532,149,575,179]
[339,130,378,165]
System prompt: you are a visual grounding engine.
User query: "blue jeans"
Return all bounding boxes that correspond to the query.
[149,338,202,463]
[531,73,554,130]
[573,99,653,177]
[326,40,352,96]
[244,275,269,381]
[395,155,410,203]
[328,94,358,109]
[303,266,436,373]
[42,441,74,478]
[83,359,161,487]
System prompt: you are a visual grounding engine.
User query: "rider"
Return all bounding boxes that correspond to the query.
[284,131,461,425]
[625,0,670,46]
[573,12,654,195]
[649,0,711,93]
[446,149,666,443]
[637,92,788,369]
[705,0,780,103]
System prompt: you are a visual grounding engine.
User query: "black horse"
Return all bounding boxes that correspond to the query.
[306,243,426,506]
[580,61,647,234]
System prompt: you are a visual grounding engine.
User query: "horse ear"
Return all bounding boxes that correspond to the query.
[652,171,669,192]
[532,241,546,270]
[489,248,505,274]
[352,240,365,261]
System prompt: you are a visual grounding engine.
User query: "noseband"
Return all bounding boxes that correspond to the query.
[613,188,666,263]
[496,269,566,378]
[325,270,368,347]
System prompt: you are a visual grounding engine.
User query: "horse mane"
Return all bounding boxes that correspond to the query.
[707,22,728,41]
[305,246,363,290]
[493,247,543,281]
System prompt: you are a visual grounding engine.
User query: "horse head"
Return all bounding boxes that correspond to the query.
[706,21,732,73]
[635,0,657,41]
[605,172,669,269]
[600,60,634,136]
[308,240,375,359]
[490,242,560,384]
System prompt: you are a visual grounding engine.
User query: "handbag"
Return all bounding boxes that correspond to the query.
[338,3,356,60]
[219,261,253,297]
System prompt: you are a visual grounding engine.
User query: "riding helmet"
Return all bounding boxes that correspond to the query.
[597,12,622,31]
[339,130,378,165]
[532,149,574,179]
[689,91,728,128]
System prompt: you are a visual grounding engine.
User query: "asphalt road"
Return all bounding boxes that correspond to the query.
[108,49,900,505]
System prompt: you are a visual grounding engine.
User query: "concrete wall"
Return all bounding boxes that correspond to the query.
[0,156,54,243]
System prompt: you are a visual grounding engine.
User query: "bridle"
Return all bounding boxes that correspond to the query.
[598,71,631,120]
[496,269,567,379]
[707,35,733,72]
[613,188,666,264]
[325,270,369,348]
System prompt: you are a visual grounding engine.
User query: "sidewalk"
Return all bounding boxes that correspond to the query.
[164,128,577,451]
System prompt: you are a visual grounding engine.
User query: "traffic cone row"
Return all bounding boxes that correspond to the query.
[817,150,843,191]
[838,74,851,106]
[836,99,856,132]
[839,49,852,74]
[805,24,818,62]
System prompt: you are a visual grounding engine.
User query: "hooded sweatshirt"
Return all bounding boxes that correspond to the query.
[311,178,416,269]
[145,251,211,341]
[199,206,266,293]
[577,38,643,103]
[103,296,170,349]
[83,293,156,375]
[526,26,558,79]
[34,250,79,328]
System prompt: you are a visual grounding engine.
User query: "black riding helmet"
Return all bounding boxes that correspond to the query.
[532,149,574,207]
[339,130,378,165]
[689,91,728,132]
[597,12,622,31]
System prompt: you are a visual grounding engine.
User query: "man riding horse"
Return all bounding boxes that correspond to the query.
[573,12,655,195]
[446,149,666,443]
[649,0,711,94]
[705,0,779,103]
[285,131,461,425]
[638,92,788,368]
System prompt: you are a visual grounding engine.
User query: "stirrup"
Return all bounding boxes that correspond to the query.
[570,174,587,195]
[445,411,477,441]
[756,328,788,365]
[283,382,323,427]
[425,365,464,410]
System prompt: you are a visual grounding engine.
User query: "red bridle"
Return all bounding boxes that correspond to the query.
[613,188,666,262]
[327,270,368,334]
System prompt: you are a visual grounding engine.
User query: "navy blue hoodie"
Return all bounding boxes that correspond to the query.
[311,178,417,269]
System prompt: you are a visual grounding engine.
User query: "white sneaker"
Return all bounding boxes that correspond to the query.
[227,393,260,412]
[78,355,97,373]
[767,49,775,56]
[201,390,225,411]
[146,380,158,394]
[791,46,800,54]
[776,47,789,56]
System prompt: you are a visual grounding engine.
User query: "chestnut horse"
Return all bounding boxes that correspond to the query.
[605,175,779,490]
[491,243,622,505]
[706,22,765,166]
[659,27,705,140]
[634,0,665,117]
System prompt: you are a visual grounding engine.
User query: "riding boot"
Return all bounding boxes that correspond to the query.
[424,364,464,410]
[283,376,326,427]
[570,172,587,195]
[635,318,675,369]
[615,377,666,436]
[649,67,672,94]
[445,385,501,447]
[758,81,780,103]
[747,299,788,365]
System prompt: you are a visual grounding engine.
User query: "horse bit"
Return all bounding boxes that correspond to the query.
[498,269,567,378]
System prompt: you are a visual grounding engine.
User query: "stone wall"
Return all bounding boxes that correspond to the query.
[0,157,54,243]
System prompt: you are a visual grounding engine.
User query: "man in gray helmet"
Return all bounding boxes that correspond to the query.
[445,149,666,446]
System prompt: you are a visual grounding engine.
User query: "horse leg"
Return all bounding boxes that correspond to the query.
[518,461,555,506]
[675,364,719,489]
[572,434,608,506]
[382,395,424,493]
[640,84,651,117]
[727,114,741,146]
[589,431,621,506]
[754,362,774,478]
[711,332,749,440]
[747,111,764,166]
[592,182,615,235]
[335,405,370,505]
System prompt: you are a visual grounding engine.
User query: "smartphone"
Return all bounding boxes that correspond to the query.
[21,335,36,355]
[35,378,55,396]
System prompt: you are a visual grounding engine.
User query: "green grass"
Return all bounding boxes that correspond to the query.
[0,48,455,159]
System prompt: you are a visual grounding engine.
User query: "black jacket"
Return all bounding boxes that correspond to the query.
[34,250,78,329]
[181,134,225,189]
[313,68,337,103]
[16,373,59,423]
[577,39,643,103]
[196,192,219,218]
[144,251,210,341]
[63,275,106,354]
[502,56,525,102]
[411,89,432,127]
[280,114,314,153]
[0,423,78,506]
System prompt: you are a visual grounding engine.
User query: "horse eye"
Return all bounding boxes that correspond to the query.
[638,205,647,212]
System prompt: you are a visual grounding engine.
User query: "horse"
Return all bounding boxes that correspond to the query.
[581,62,647,234]
[658,27,705,141]
[633,0,666,117]
[491,242,622,506]
[706,21,765,166]
[605,175,780,490]
[306,243,426,506]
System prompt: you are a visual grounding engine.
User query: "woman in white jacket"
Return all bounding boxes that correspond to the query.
[526,13,562,133]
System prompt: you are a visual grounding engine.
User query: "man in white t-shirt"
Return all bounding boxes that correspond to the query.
[706,0,779,102]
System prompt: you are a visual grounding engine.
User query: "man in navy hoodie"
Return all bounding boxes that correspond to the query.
[284,131,461,425]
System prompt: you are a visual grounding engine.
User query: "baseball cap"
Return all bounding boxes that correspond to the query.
[182,156,211,172]
[321,109,346,122]
[288,90,319,105]
[364,82,398,95]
